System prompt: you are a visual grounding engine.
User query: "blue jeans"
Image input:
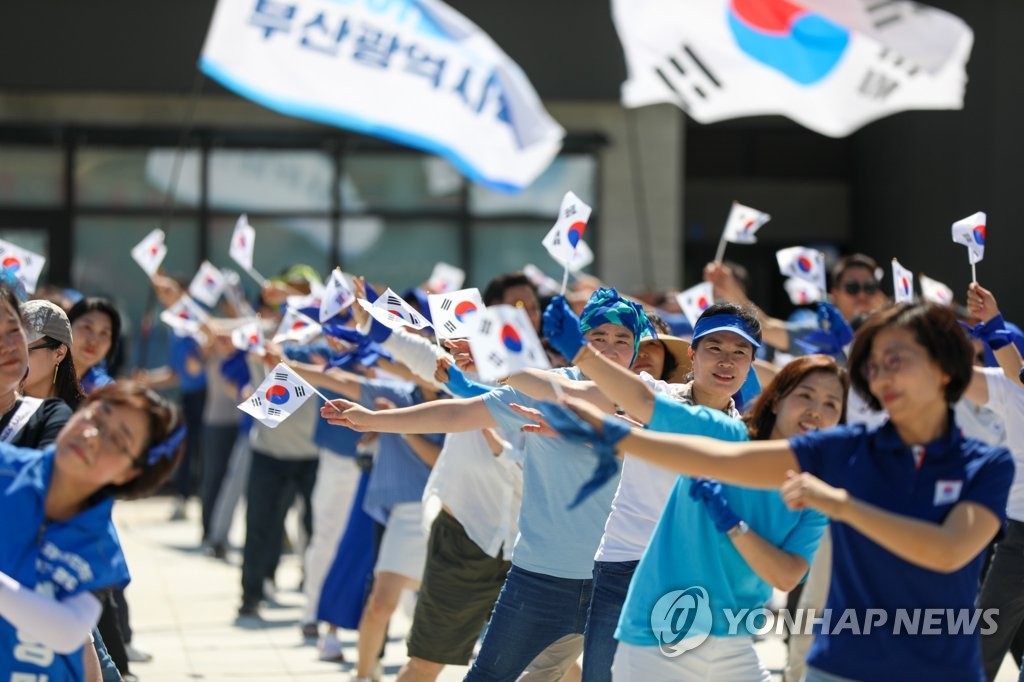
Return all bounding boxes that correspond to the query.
[464,565,592,682]
[582,560,638,682]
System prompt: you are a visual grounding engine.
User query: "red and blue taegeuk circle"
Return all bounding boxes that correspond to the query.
[727,0,849,86]
[567,221,586,248]
[291,320,308,331]
[697,295,710,310]
[266,384,290,405]
[973,224,986,245]
[901,277,910,294]
[2,257,20,273]
[500,324,523,352]
[797,256,814,273]
[454,300,478,322]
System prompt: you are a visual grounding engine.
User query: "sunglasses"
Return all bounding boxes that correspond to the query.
[841,281,880,296]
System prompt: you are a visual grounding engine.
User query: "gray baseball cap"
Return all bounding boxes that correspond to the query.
[23,299,73,348]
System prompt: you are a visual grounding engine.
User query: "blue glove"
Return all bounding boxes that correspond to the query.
[442,364,496,398]
[961,314,1015,350]
[542,296,586,361]
[792,302,854,356]
[688,478,741,534]
[536,401,630,508]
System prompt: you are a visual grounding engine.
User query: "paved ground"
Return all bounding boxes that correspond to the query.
[114,496,1019,682]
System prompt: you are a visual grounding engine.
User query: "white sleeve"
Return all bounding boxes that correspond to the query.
[983,367,1017,419]
[0,570,102,654]
[379,328,449,391]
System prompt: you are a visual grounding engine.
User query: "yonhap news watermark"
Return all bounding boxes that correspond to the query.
[650,587,999,657]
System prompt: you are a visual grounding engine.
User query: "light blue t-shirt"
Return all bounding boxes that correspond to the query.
[483,367,620,580]
[616,394,827,645]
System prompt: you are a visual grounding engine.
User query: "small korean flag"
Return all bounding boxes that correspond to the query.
[159,295,210,337]
[428,288,486,339]
[469,304,550,382]
[131,229,167,278]
[188,260,228,308]
[426,262,466,294]
[919,274,954,306]
[238,363,317,429]
[229,214,256,272]
[0,239,46,295]
[951,211,986,265]
[231,319,265,356]
[783,277,824,306]
[319,269,355,323]
[777,247,827,294]
[358,288,431,331]
[722,202,771,245]
[891,259,914,304]
[542,191,594,271]
[933,479,963,506]
[676,282,714,328]
[272,308,323,345]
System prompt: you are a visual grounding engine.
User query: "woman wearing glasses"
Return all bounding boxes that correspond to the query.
[549,302,1013,682]
[22,299,86,410]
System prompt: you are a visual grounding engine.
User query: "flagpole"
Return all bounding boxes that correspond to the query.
[713,232,729,265]
[971,262,977,284]
[246,267,270,289]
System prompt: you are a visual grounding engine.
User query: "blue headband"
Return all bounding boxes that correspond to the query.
[578,288,654,363]
[692,314,761,348]
[147,424,186,466]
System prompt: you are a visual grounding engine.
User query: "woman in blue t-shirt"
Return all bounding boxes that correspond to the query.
[550,302,1013,682]
[0,381,185,682]
[68,298,120,395]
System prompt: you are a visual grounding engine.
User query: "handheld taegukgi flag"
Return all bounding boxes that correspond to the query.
[229,214,269,286]
[613,0,973,138]
[238,363,327,428]
[159,295,211,337]
[777,247,827,295]
[357,288,431,331]
[891,258,914,303]
[272,308,323,345]
[951,211,986,281]
[200,0,564,192]
[231,319,266,356]
[714,201,771,263]
[784,277,824,306]
[0,239,45,295]
[427,288,485,339]
[919,274,954,306]
[676,282,714,328]
[426,262,466,294]
[131,229,167,278]
[468,304,549,382]
[542,191,593,294]
[188,260,228,308]
[319,269,355,323]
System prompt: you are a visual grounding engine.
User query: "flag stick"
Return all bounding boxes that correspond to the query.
[308,384,333,403]
[713,232,729,264]
[560,264,570,296]
[245,267,270,289]
[971,262,977,284]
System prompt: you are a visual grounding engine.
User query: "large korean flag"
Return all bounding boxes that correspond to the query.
[614,0,973,137]
[239,363,317,428]
[469,304,549,381]
[200,0,564,191]
[428,287,485,339]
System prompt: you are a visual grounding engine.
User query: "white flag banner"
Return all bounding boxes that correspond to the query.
[891,258,914,303]
[951,211,986,265]
[428,287,485,339]
[131,229,167,278]
[0,239,46,295]
[357,288,431,331]
[784,277,824,306]
[272,308,323,345]
[777,247,827,294]
[229,214,256,271]
[468,304,549,381]
[231,319,266,356]
[613,0,973,137]
[919,274,954,306]
[722,202,771,245]
[188,260,228,308]
[426,262,466,294]
[676,282,714,328]
[542,191,593,269]
[238,363,318,428]
[200,0,564,191]
[319,269,355,322]
[159,295,211,336]
[222,268,257,318]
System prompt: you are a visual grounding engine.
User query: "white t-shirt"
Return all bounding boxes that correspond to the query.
[595,377,740,563]
[981,367,1024,521]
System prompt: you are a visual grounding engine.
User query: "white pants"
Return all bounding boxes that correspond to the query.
[786,532,833,682]
[301,453,360,624]
[612,637,770,682]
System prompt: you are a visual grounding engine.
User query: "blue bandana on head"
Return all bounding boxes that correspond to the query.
[578,287,654,364]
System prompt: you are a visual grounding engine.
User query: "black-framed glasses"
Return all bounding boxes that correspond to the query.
[27,338,63,352]
[841,281,880,296]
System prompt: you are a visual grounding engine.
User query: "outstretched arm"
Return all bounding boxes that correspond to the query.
[569,345,658,423]
[505,368,615,413]
[321,395,496,434]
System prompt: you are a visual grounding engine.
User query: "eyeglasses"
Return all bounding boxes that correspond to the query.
[28,339,62,352]
[82,402,136,462]
[861,349,923,382]
[841,281,880,296]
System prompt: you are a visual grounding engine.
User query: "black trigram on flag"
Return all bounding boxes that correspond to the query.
[387,295,403,306]
[294,385,306,397]
[480,319,493,335]
[267,407,282,417]
[488,352,504,368]
[550,233,561,246]
[274,371,289,381]
[249,396,263,408]
[440,298,453,311]
[444,321,457,334]
[564,205,577,218]
[652,43,724,113]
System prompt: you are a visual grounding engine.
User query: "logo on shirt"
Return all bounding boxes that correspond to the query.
[934,480,963,506]
[650,586,712,656]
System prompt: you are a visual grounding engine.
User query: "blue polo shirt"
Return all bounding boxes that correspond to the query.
[169,334,207,394]
[81,362,114,395]
[616,394,827,645]
[790,416,1014,682]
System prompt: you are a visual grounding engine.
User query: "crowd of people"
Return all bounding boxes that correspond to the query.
[2,246,1023,682]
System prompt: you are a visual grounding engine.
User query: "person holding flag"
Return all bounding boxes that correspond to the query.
[320,287,653,681]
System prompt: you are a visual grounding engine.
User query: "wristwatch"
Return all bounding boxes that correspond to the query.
[726,520,750,539]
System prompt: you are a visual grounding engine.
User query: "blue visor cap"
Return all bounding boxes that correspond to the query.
[691,314,761,349]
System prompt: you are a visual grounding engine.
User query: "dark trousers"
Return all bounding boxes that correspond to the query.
[199,424,239,542]
[981,519,1024,680]
[240,449,318,602]
[171,389,207,499]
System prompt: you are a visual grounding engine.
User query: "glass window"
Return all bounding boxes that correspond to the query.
[470,221,578,287]
[341,218,460,292]
[0,145,63,206]
[469,155,597,216]
[209,150,333,212]
[345,154,463,211]
[76,147,200,208]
